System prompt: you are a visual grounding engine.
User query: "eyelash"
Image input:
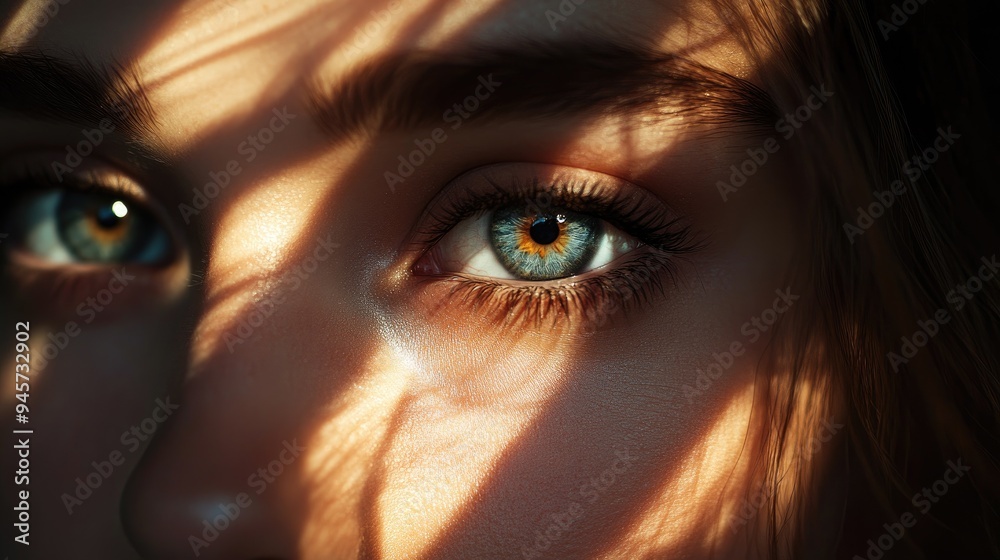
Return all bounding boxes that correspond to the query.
[0,160,139,203]
[0,162,159,307]
[413,174,702,329]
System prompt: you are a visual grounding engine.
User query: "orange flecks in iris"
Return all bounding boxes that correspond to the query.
[84,212,130,245]
[514,218,567,258]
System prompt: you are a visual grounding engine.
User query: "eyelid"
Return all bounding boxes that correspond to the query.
[0,155,150,203]
[0,154,179,234]
[406,162,693,261]
[69,166,150,202]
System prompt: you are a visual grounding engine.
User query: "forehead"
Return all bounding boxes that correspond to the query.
[2,0,751,144]
[3,0,722,50]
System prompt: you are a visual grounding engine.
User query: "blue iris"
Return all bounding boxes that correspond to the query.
[56,191,167,263]
[490,206,599,280]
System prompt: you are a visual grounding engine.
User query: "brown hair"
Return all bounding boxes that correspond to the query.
[707,0,1000,557]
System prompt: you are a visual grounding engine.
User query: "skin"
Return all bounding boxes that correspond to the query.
[0,0,836,558]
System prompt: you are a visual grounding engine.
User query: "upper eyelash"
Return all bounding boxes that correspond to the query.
[0,161,138,199]
[0,160,181,267]
[416,173,700,258]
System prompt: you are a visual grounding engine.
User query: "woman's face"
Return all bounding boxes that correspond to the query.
[1,0,818,558]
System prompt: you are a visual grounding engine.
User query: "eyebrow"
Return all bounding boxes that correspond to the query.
[0,43,777,148]
[309,42,779,141]
[0,50,157,139]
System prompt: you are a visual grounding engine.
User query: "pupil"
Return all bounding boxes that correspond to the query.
[94,205,121,229]
[529,216,560,245]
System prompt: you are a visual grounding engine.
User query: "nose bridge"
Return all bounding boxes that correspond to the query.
[116,103,388,554]
[121,250,374,560]
[187,229,341,372]
[121,342,309,559]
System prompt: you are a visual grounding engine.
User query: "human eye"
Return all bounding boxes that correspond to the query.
[410,163,700,328]
[0,159,183,308]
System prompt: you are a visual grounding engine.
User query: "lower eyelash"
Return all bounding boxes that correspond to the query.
[427,248,683,330]
[5,261,128,313]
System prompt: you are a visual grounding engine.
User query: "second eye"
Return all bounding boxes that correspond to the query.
[6,189,172,265]
[418,204,641,282]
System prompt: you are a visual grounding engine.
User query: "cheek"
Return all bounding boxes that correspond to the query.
[2,306,188,556]
[324,313,578,558]
[313,294,760,558]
